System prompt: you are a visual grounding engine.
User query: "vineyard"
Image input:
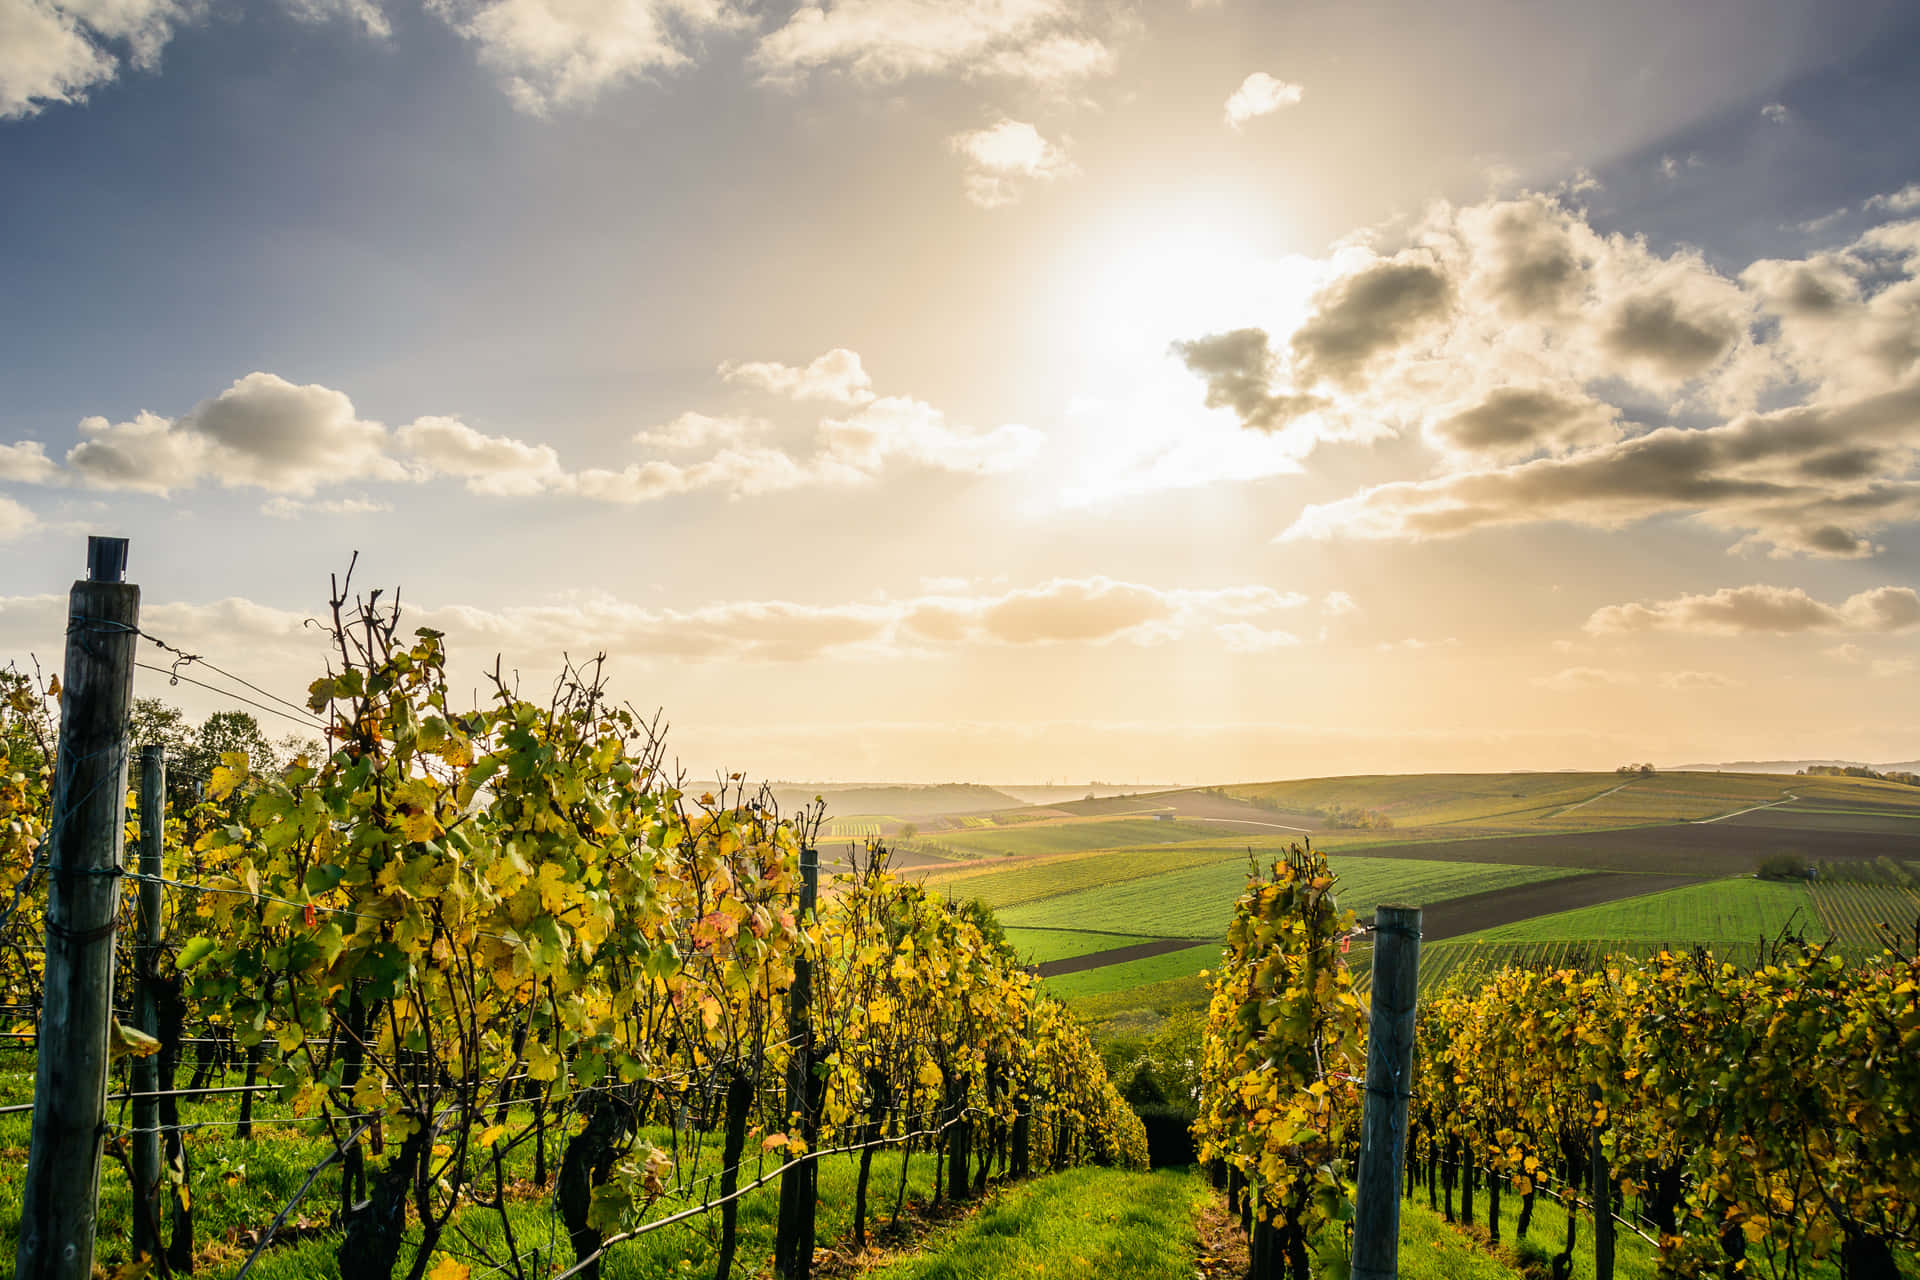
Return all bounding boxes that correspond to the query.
[1195,845,1920,1280]
[0,553,1145,1280]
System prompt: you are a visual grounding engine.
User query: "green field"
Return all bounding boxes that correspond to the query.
[1041,944,1223,1000]
[1226,770,1920,834]
[1451,877,1812,946]
[999,855,1583,940]
[1004,927,1153,964]
[919,841,1268,910]
[926,816,1246,859]
[1810,878,1920,954]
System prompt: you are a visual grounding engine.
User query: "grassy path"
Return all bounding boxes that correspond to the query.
[868,1167,1208,1280]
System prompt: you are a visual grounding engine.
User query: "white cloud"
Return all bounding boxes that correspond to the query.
[1658,670,1740,689]
[0,0,188,119]
[1,0,388,119]
[1202,194,1920,559]
[1871,657,1915,678]
[751,0,1112,88]
[0,442,59,484]
[818,395,1042,474]
[948,118,1073,208]
[1532,666,1636,690]
[0,576,1317,674]
[1864,184,1920,214]
[282,0,389,36]
[1224,72,1302,129]
[719,348,875,404]
[1320,590,1358,616]
[65,373,411,495]
[1760,102,1789,124]
[4,350,1039,509]
[0,496,38,540]
[260,495,391,518]
[632,411,765,450]
[425,0,748,112]
[395,416,566,496]
[1585,584,1920,636]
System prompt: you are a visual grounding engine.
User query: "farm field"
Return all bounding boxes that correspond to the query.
[917,816,1248,858]
[1452,877,1813,947]
[998,855,1587,939]
[1039,943,1224,1000]
[1310,817,1917,875]
[1223,769,1920,833]
[1004,926,1154,964]
[1810,878,1920,954]
[911,838,1275,908]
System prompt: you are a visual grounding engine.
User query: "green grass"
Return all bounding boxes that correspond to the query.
[1066,973,1215,1034]
[1004,927,1153,965]
[1041,945,1223,1000]
[1453,877,1812,947]
[999,857,1582,940]
[1387,1197,1531,1280]
[0,1049,944,1280]
[869,1166,1207,1280]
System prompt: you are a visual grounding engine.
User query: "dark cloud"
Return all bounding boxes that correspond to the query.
[1290,256,1453,387]
[1600,292,1742,379]
[1289,377,1920,557]
[1476,199,1583,317]
[1429,387,1618,459]
[1171,329,1323,431]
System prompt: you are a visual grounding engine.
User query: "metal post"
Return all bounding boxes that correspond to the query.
[131,745,165,1260]
[1351,904,1422,1280]
[17,537,140,1280]
[774,844,820,1279]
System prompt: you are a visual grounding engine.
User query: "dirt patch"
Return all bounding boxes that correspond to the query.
[812,1185,1009,1278]
[1411,872,1707,942]
[1193,1184,1251,1280]
[1036,937,1207,977]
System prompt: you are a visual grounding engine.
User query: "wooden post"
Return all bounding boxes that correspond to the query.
[774,845,820,1280]
[17,536,140,1280]
[1351,904,1421,1280]
[131,744,166,1261]
[1591,1087,1615,1280]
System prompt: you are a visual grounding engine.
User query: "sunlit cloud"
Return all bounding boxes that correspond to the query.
[1173,192,1920,559]
[751,0,1113,88]
[1,352,1042,509]
[948,118,1074,208]
[1223,71,1302,129]
[425,0,749,113]
[1585,584,1920,635]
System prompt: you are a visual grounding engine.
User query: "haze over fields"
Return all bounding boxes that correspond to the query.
[3,0,1920,780]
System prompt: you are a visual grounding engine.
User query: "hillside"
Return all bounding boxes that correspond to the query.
[767,782,1025,818]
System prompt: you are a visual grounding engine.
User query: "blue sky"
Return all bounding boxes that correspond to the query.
[3,0,1919,780]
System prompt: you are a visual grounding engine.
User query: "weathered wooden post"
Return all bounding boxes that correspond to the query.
[17,536,140,1280]
[1351,905,1422,1280]
[1591,1086,1615,1280]
[774,844,820,1279]
[131,743,166,1261]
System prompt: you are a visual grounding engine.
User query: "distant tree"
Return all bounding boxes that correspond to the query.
[1757,854,1811,881]
[899,822,919,843]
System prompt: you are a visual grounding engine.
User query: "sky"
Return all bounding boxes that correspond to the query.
[2,0,1919,783]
